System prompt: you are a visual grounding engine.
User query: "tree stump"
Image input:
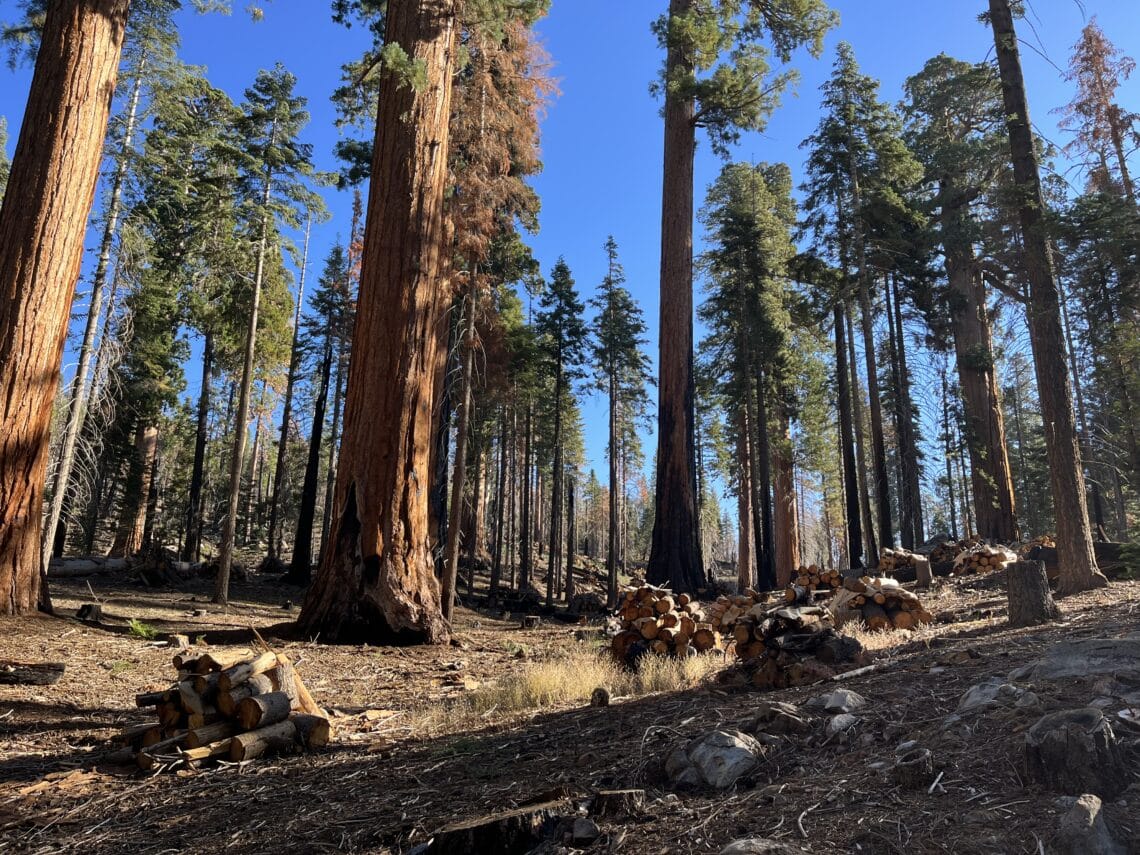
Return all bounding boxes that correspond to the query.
[427,800,567,854]
[1007,560,1061,628]
[75,603,103,621]
[590,789,645,817]
[914,558,932,590]
[1025,708,1126,797]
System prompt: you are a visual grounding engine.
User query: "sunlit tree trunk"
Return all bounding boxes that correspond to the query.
[299,0,459,641]
[0,0,130,614]
[834,304,863,568]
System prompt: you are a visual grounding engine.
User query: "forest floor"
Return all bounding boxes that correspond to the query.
[1,563,1138,854]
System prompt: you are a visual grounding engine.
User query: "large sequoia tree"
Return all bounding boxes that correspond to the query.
[298,0,460,642]
[0,0,131,615]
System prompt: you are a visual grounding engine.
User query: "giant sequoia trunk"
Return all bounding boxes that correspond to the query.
[43,63,144,568]
[989,0,1106,595]
[298,0,458,643]
[0,0,130,614]
[647,0,703,594]
[943,227,1019,542]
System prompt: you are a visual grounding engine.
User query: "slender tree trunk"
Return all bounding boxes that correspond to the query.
[215,143,276,602]
[0,0,130,614]
[299,0,459,641]
[319,348,346,566]
[943,365,959,540]
[268,217,312,559]
[489,408,508,598]
[648,0,702,593]
[43,62,143,567]
[520,403,533,588]
[989,0,1105,593]
[141,438,160,551]
[606,369,619,607]
[242,383,266,547]
[846,303,878,565]
[752,374,775,589]
[287,339,331,585]
[736,405,753,593]
[565,471,575,600]
[183,332,214,562]
[442,284,477,622]
[508,406,518,590]
[891,275,924,545]
[546,366,564,607]
[834,304,863,569]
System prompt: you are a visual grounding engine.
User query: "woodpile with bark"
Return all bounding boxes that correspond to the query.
[1018,534,1056,557]
[830,576,934,631]
[952,544,1017,576]
[707,590,773,633]
[118,649,331,769]
[928,539,977,565]
[726,604,864,690]
[877,548,921,577]
[611,585,720,660]
[788,564,843,595]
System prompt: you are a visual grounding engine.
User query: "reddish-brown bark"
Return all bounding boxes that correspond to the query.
[299,0,458,642]
[0,0,130,615]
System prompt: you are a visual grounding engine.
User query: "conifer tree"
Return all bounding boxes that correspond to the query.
[590,237,651,606]
[649,0,835,593]
[536,259,588,606]
[0,116,9,197]
[215,65,318,603]
[985,0,1106,594]
[903,54,1019,542]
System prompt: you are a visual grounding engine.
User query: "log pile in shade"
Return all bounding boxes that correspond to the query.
[788,564,843,596]
[928,539,978,565]
[830,576,934,631]
[707,590,773,633]
[951,544,1017,576]
[1018,534,1056,557]
[119,649,332,769]
[877,548,922,577]
[726,604,865,690]
[611,585,721,659]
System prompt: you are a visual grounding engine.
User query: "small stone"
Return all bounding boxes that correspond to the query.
[719,838,803,855]
[826,714,858,737]
[896,740,920,754]
[1055,794,1124,855]
[666,730,764,790]
[571,817,600,845]
[811,688,866,714]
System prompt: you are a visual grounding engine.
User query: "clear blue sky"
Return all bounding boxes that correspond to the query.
[1,0,1137,499]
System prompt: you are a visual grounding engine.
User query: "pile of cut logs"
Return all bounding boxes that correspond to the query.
[707,590,772,633]
[611,585,719,659]
[120,649,331,769]
[878,548,921,577]
[830,577,934,631]
[952,544,1017,576]
[728,604,864,690]
[787,565,843,596]
[1018,535,1056,557]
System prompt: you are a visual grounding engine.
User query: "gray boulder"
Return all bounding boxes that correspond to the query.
[1010,637,1140,683]
[666,730,764,790]
[1054,794,1124,855]
[809,688,866,714]
[719,839,803,855]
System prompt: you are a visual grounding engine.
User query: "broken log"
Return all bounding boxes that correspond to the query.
[216,673,273,717]
[228,719,298,762]
[236,691,293,731]
[217,651,278,692]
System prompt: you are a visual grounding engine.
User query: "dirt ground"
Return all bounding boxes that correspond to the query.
[2,565,1138,854]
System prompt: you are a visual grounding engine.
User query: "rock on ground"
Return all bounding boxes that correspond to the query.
[719,838,804,855]
[666,730,765,790]
[1054,794,1124,855]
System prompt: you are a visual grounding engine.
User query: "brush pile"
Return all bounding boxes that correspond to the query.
[727,604,864,690]
[830,577,934,631]
[952,544,1017,576]
[119,648,331,770]
[877,548,922,577]
[611,585,720,659]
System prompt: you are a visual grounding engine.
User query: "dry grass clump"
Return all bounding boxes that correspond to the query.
[462,647,721,718]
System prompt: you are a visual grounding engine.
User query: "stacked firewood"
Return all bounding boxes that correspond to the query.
[830,577,934,631]
[727,604,864,690]
[927,541,960,565]
[786,565,843,599]
[120,649,331,769]
[952,544,1017,576]
[878,548,921,577]
[611,585,719,659]
[707,590,772,633]
[1018,535,1056,557]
